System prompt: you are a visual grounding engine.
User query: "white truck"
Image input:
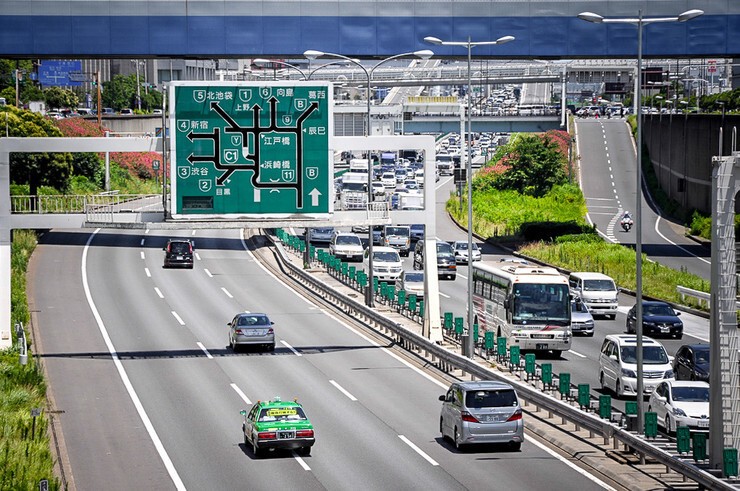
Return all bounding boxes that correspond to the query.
[340,172,368,210]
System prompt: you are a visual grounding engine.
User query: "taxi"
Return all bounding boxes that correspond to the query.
[240,398,315,457]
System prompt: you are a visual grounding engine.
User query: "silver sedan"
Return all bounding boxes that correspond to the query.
[228,313,275,352]
[451,241,482,264]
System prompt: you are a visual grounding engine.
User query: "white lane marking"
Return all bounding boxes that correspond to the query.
[230,383,252,405]
[204,268,213,278]
[525,436,616,491]
[398,435,439,466]
[82,230,186,490]
[457,273,467,280]
[140,238,145,246]
[439,291,450,299]
[292,452,312,470]
[195,252,201,261]
[329,380,358,401]
[171,311,185,326]
[568,349,587,358]
[654,216,711,265]
[281,340,302,356]
[221,287,233,298]
[191,230,196,236]
[145,229,150,235]
[140,251,145,259]
[197,342,214,359]
[154,287,164,298]
[144,267,151,278]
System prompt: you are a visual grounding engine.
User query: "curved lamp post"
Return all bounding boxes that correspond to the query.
[304,49,434,308]
[424,34,514,359]
[578,7,703,438]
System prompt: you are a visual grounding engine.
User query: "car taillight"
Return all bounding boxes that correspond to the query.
[258,432,277,440]
[296,429,314,438]
[188,244,193,253]
[507,409,523,422]
[267,328,274,334]
[461,411,479,423]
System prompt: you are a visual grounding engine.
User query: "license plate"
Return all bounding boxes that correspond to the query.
[176,255,183,260]
[536,343,549,350]
[698,420,709,428]
[660,327,670,333]
[278,430,295,439]
[531,334,551,339]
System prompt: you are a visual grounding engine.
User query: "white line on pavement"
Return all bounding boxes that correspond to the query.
[230,383,252,405]
[292,452,312,470]
[281,340,302,356]
[154,287,164,298]
[140,251,145,259]
[82,230,186,490]
[191,230,196,236]
[439,292,450,299]
[140,238,145,246]
[568,349,587,358]
[221,287,233,298]
[144,267,151,278]
[397,435,439,466]
[329,380,357,401]
[195,252,201,261]
[171,311,185,325]
[204,268,213,278]
[197,342,213,359]
[525,436,616,490]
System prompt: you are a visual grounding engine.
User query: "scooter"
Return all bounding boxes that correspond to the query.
[620,218,633,232]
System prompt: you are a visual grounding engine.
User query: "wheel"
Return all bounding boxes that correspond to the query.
[454,427,464,451]
[509,441,522,451]
[675,334,683,340]
[665,415,673,436]
[268,343,275,352]
[609,314,616,320]
[301,446,311,456]
[599,372,606,391]
[626,322,633,334]
[587,331,595,337]
[552,350,562,358]
[243,430,248,446]
[439,417,444,437]
[615,380,622,399]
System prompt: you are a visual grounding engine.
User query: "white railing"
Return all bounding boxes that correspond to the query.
[676,285,740,310]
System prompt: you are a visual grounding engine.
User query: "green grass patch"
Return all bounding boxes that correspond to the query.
[1,230,60,490]
[520,239,710,306]
[446,183,588,240]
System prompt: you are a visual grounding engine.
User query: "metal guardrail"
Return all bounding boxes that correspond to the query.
[269,231,737,490]
[11,194,163,215]
[677,285,740,310]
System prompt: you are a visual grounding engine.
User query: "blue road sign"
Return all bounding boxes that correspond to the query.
[38,60,82,87]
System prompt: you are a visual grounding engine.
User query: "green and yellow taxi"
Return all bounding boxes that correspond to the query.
[240,397,315,457]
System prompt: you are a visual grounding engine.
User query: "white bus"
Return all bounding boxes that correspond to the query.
[472,262,572,355]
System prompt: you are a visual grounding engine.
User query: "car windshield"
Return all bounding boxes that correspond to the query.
[374,251,400,262]
[315,228,333,234]
[571,301,589,313]
[336,235,361,246]
[237,315,269,326]
[454,242,478,251]
[404,272,424,283]
[258,406,308,422]
[671,386,709,402]
[169,242,191,254]
[643,303,676,316]
[583,279,615,291]
[385,227,408,236]
[620,346,669,364]
[465,389,518,408]
[694,348,710,364]
[436,242,454,255]
[511,283,570,325]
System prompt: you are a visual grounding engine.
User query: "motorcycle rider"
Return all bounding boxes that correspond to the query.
[620,211,634,231]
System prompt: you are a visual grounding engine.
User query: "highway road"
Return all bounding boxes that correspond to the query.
[574,118,711,280]
[29,226,612,490]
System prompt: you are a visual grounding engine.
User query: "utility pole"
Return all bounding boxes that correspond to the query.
[14,69,20,107]
[96,71,102,127]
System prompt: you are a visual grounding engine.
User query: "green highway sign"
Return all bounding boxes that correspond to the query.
[170,82,332,218]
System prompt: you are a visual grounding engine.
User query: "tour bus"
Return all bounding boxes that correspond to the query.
[472,262,572,356]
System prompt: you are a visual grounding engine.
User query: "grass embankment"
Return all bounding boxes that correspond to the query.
[1,231,59,490]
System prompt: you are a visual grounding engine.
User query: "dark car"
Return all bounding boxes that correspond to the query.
[408,223,425,242]
[626,301,683,339]
[163,239,194,269]
[413,239,456,280]
[673,344,709,382]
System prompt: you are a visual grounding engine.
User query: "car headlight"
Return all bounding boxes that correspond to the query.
[674,322,683,328]
[673,407,686,417]
[664,369,674,379]
[643,321,656,327]
[621,368,637,378]
[585,321,595,328]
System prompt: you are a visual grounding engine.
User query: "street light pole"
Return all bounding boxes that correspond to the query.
[424,34,514,359]
[578,7,703,436]
[304,49,434,308]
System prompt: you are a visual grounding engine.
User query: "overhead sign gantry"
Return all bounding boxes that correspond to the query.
[169,82,333,219]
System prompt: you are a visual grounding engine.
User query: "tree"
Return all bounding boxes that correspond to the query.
[101,74,138,111]
[488,134,567,197]
[3,106,73,196]
[44,86,79,110]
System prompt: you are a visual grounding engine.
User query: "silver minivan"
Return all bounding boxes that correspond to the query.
[439,381,524,451]
[568,272,618,319]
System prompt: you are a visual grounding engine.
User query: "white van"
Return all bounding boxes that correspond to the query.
[599,335,674,398]
[363,246,403,283]
[568,272,618,319]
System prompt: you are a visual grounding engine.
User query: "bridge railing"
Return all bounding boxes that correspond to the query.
[11,194,164,219]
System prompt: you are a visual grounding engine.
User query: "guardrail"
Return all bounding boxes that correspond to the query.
[677,285,740,310]
[11,194,163,215]
[270,230,737,489]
